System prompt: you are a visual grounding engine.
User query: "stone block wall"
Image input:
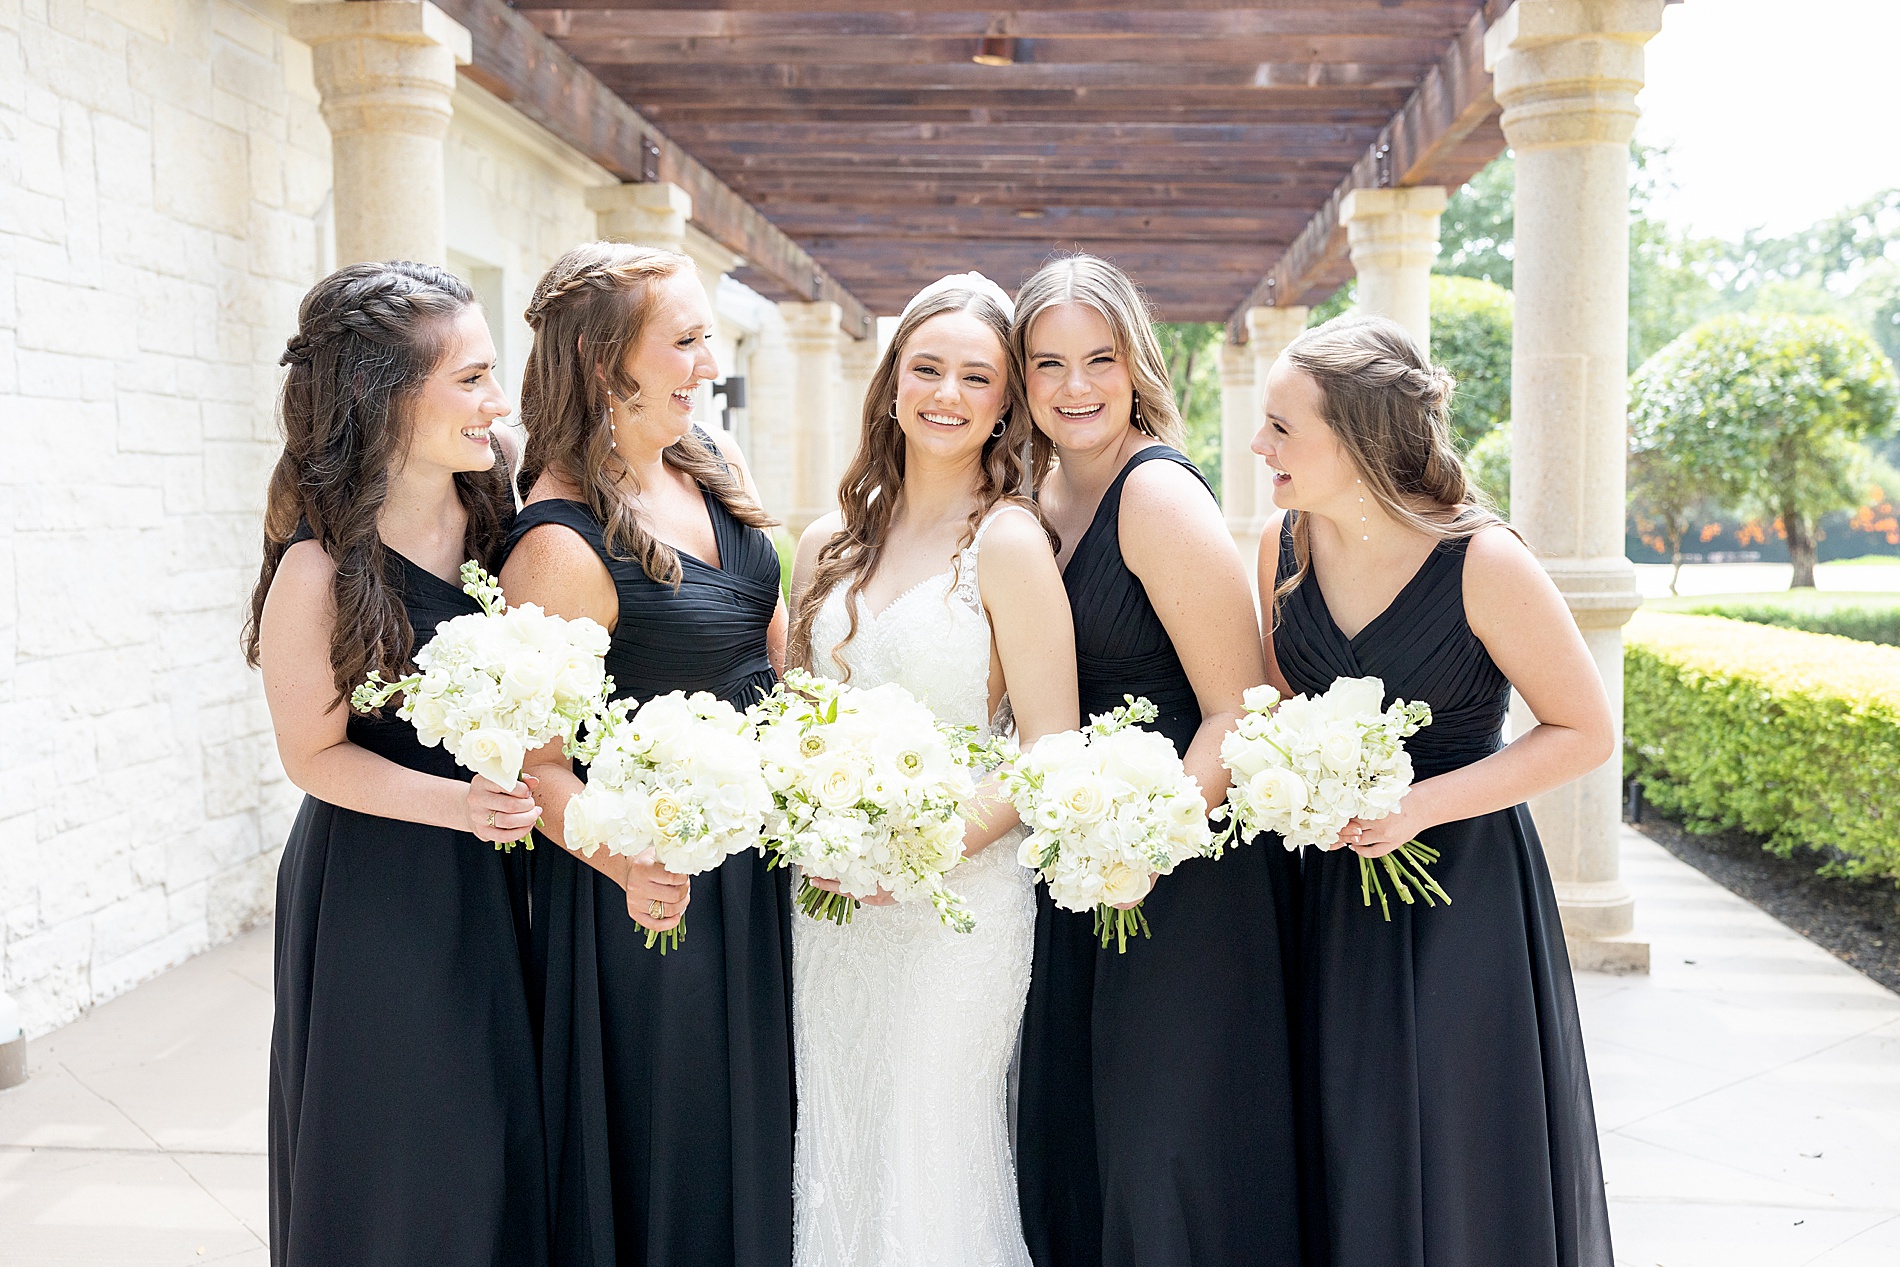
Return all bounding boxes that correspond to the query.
[0,0,327,1036]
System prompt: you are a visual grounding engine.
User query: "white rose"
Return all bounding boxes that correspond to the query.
[1318,723,1362,771]
[1322,675,1387,721]
[1242,683,1282,713]
[458,727,526,788]
[809,755,864,811]
[408,692,452,746]
[1242,767,1308,823]
[1098,863,1152,906]
[1043,767,1112,824]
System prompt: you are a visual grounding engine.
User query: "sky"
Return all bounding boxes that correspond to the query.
[1636,0,1900,241]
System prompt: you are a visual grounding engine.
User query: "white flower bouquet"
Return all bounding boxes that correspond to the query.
[998,697,1212,952]
[351,562,611,850]
[1213,677,1447,919]
[564,690,774,953]
[751,668,987,933]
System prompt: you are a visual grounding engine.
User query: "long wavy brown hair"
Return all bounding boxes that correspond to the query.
[1270,313,1504,615]
[789,285,1049,677]
[1010,254,1187,490]
[516,241,773,585]
[242,261,513,707]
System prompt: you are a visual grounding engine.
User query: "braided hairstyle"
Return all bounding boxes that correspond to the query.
[517,241,773,587]
[1270,313,1502,613]
[243,260,512,706]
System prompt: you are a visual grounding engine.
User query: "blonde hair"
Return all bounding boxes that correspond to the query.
[517,241,773,586]
[1010,255,1186,487]
[1271,313,1502,613]
[788,285,1049,677]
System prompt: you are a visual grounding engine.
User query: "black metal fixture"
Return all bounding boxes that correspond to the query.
[973,35,1015,66]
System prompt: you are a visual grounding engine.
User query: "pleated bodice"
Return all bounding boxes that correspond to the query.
[1061,445,1206,751]
[505,486,780,712]
[1272,513,1510,779]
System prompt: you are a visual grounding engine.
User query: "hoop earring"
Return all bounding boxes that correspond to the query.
[889,401,899,420]
[991,417,1008,440]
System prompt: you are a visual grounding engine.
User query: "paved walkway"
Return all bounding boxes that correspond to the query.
[3,831,1897,1266]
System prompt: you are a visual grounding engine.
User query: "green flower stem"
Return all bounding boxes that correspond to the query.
[1357,841,1451,921]
[1094,902,1152,953]
[645,917,686,955]
[796,877,860,927]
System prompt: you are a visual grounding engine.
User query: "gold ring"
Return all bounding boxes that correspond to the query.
[486,811,497,828]
[648,899,665,919]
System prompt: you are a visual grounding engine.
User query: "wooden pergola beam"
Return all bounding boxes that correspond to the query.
[524,7,1478,40]
[525,0,1476,14]
[432,0,876,335]
[553,34,1458,67]
[1226,5,1499,341]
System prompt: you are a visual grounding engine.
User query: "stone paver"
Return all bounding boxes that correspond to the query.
[2,833,1896,1265]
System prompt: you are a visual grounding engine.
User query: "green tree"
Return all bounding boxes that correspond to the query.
[1428,275,1512,451]
[1464,422,1512,517]
[1154,322,1224,495]
[1437,152,1515,288]
[1629,314,1900,587]
[1626,446,1721,595]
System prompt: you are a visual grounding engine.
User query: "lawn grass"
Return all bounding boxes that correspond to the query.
[1643,589,1900,645]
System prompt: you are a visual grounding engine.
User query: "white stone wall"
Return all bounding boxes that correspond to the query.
[0,0,327,1036]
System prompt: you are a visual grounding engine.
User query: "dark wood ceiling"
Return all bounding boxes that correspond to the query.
[514,2,1508,322]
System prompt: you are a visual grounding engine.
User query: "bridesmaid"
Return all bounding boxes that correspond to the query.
[500,242,794,1267]
[1255,314,1615,1266]
[1011,255,1303,1267]
[248,261,547,1265]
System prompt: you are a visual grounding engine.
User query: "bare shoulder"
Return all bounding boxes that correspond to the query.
[977,504,1057,561]
[506,517,599,576]
[1462,523,1545,590]
[1118,452,1218,526]
[268,538,337,606]
[1259,510,1288,550]
[796,511,845,565]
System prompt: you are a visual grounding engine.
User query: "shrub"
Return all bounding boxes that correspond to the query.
[1673,596,1900,647]
[1624,611,1900,882]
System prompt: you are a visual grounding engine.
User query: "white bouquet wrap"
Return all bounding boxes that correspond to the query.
[351,562,611,850]
[751,668,988,933]
[998,697,1212,952]
[566,690,774,953]
[1214,676,1447,919]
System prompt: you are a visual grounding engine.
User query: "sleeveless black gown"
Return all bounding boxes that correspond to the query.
[1018,446,1304,1267]
[504,479,794,1267]
[270,532,547,1267]
[1270,515,1613,1267]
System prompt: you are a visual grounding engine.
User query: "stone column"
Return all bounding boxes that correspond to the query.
[1487,0,1666,974]
[837,331,881,482]
[291,2,470,266]
[1338,186,1447,353]
[1218,338,1258,565]
[777,302,846,537]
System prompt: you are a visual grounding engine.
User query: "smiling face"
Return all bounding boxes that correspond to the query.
[1023,302,1136,453]
[1253,355,1364,515]
[614,267,718,450]
[400,306,510,478]
[892,309,1010,467]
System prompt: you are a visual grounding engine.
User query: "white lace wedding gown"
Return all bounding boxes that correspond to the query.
[793,506,1036,1267]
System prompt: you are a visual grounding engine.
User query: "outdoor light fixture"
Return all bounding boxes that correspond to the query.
[973,35,1015,66]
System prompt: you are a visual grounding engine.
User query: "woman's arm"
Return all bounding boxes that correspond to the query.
[1345,525,1616,856]
[258,540,539,844]
[1255,510,1294,698]
[500,522,688,933]
[1119,461,1268,815]
[964,508,1081,856]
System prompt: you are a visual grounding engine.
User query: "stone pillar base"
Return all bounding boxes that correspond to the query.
[0,991,24,1089]
[1566,932,1650,975]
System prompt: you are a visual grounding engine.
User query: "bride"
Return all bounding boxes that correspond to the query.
[786,274,1080,1267]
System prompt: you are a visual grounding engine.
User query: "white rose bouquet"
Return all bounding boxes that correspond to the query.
[351,562,611,850]
[564,690,774,953]
[751,668,988,934]
[1213,676,1448,919]
[998,697,1212,953]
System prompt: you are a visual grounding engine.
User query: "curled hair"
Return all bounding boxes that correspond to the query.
[788,285,1052,676]
[1010,254,1186,488]
[1271,313,1503,613]
[517,241,773,585]
[243,261,511,707]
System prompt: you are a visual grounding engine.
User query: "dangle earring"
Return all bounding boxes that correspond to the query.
[1357,478,1369,541]
[605,389,618,451]
[1132,395,1143,431]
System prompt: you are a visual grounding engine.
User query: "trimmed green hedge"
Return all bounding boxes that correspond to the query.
[1647,592,1900,647]
[1625,612,1900,883]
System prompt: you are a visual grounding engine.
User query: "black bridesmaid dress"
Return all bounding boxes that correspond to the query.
[270,531,547,1267]
[505,475,794,1267]
[1018,446,1304,1267]
[1270,514,1613,1267]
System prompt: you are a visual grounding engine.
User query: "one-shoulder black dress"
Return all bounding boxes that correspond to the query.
[504,479,794,1267]
[1270,515,1612,1267]
[270,532,547,1267]
[1018,446,1304,1267]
